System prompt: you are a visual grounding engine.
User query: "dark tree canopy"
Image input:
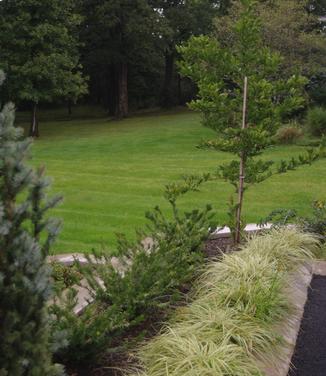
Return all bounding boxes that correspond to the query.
[0,0,87,136]
[309,0,326,14]
[150,0,224,107]
[81,0,162,118]
[0,0,322,120]
[214,0,326,77]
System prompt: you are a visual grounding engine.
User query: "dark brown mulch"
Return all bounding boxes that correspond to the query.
[288,275,326,376]
[203,236,234,259]
[65,236,234,375]
[65,311,167,376]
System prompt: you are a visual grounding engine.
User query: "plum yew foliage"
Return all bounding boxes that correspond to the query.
[178,0,312,242]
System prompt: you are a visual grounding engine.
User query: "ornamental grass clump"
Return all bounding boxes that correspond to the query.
[131,228,318,376]
[275,125,304,144]
[243,228,318,271]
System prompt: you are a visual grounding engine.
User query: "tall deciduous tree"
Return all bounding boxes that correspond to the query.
[0,0,87,137]
[81,0,159,118]
[150,0,224,108]
[0,71,63,375]
[179,0,307,243]
[215,0,326,76]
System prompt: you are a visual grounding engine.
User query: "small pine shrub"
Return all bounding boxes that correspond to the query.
[94,176,215,321]
[50,289,126,364]
[51,175,215,365]
[51,262,82,293]
[275,124,303,144]
[307,107,326,136]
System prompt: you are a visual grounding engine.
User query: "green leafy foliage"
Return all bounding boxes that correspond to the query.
[178,0,308,242]
[260,200,326,242]
[50,174,215,364]
[216,0,326,77]
[50,290,126,364]
[81,0,160,117]
[0,73,63,375]
[306,73,326,106]
[301,200,326,240]
[307,106,326,136]
[51,262,82,293]
[219,159,274,189]
[259,208,298,229]
[276,141,326,174]
[0,0,87,135]
[0,0,86,103]
[149,0,222,107]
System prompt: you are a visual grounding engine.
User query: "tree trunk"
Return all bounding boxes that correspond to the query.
[108,64,117,116]
[67,99,72,116]
[235,77,248,245]
[29,102,39,138]
[116,62,128,119]
[177,74,182,105]
[235,154,246,245]
[161,51,175,108]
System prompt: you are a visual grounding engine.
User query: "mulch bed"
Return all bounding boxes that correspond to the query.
[204,236,234,258]
[65,236,234,375]
[289,275,326,376]
[65,311,167,376]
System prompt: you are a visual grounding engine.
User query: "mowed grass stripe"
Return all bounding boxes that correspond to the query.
[16,108,326,254]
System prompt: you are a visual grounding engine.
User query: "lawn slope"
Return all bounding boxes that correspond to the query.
[17,108,326,253]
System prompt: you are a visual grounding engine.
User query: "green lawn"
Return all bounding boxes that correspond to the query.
[17,108,326,254]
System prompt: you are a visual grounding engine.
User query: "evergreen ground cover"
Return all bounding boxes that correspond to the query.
[16,108,326,254]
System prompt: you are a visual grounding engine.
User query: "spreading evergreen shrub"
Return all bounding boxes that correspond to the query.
[51,261,82,294]
[51,175,215,365]
[0,71,63,375]
[51,289,125,365]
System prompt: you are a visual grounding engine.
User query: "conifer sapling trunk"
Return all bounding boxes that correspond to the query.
[235,76,248,244]
[30,102,39,138]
